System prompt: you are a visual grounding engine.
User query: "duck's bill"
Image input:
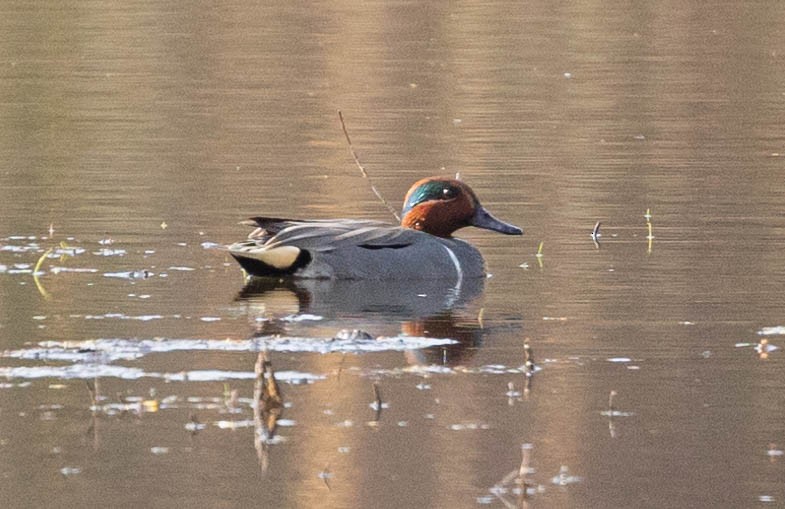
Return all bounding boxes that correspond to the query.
[471,207,523,235]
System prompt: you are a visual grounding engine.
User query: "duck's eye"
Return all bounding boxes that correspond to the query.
[442,187,458,199]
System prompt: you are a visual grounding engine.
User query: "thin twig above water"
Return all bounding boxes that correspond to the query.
[338,110,401,223]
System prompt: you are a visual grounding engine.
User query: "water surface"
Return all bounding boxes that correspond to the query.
[2,1,785,508]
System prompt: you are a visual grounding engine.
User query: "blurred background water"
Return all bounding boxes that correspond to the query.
[2,1,785,507]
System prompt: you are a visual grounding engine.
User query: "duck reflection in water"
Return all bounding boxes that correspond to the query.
[236,275,488,366]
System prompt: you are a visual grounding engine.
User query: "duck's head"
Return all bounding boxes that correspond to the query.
[400,176,523,238]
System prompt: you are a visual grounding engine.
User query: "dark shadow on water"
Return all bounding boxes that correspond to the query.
[236,276,485,318]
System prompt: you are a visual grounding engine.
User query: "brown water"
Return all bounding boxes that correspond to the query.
[2,1,785,507]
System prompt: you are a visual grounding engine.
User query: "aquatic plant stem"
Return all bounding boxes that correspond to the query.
[536,241,544,268]
[33,247,53,300]
[592,221,601,248]
[524,339,535,376]
[338,110,401,223]
[372,382,383,421]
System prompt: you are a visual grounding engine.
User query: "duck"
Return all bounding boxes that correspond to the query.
[228,176,522,280]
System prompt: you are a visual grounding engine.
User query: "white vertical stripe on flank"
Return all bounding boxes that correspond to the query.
[441,244,463,292]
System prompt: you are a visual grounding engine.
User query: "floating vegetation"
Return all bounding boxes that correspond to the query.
[735,337,778,360]
[358,362,543,379]
[3,335,459,364]
[83,313,164,321]
[735,339,779,358]
[758,326,785,336]
[0,335,558,388]
[49,267,99,274]
[8,263,32,273]
[448,422,490,431]
[600,390,635,418]
[1,237,79,258]
[755,339,778,356]
[551,465,582,486]
[103,270,153,279]
[1,244,40,253]
[487,443,542,505]
[0,364,323,383]
[281,313,323,323]
[767,444,783,460]
[591,221,602,248]
[185,419,207,432]
[52,244,85,257]
[333,329,373,341]
[92,248,127,257]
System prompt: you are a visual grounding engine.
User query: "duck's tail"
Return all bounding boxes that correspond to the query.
[228,243,312,277]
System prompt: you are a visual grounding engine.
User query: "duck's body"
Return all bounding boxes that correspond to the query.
[229,218,487,280]
[228,177,522,280]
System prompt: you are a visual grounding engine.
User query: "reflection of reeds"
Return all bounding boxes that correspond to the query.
[254,351,284,475]
[85,378,100,450]
[608,390,618,438]
[255,351,283,423]
[372,382,383,422]
[492,443,536,507]
[608,389,617,413]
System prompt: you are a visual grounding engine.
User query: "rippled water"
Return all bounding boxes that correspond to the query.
[2,1,785,508]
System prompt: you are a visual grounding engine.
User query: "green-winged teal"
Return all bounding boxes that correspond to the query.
[228,176,522,280]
